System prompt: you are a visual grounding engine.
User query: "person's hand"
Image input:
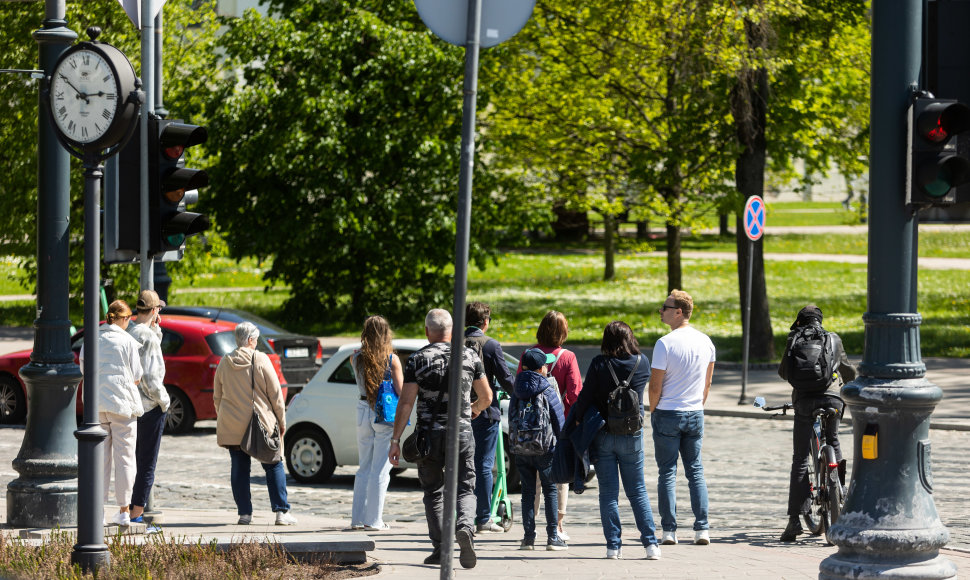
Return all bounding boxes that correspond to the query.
[388,441,401,466]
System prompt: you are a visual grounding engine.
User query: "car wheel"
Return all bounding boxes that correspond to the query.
[285,426,336,484]
[0,375,27,425]
[164,387,196,434]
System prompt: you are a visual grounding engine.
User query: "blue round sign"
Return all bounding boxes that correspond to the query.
[743,196,766,241]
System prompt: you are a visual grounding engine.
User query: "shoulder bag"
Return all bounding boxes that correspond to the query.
[241,352,283,464]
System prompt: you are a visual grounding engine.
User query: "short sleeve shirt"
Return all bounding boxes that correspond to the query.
[652,326,716,411]
[403,341,486,432]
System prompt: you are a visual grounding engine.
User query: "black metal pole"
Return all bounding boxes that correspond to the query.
[738,238,753,405]
[71,159,110,572]
[440,0,482,577]
[6,1,81,529]
[819,0,955,576]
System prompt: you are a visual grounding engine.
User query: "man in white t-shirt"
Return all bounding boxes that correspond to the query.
[647,289,715,547]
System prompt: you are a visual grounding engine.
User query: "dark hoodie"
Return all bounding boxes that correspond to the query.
[510,369,566,439]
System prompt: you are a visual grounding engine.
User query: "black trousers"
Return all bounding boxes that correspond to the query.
[788,395,843,516]
[418,430,477,547]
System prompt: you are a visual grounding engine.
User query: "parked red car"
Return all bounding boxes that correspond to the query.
[0,315,287,433]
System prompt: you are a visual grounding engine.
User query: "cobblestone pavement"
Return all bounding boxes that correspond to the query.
[4,415,965,552]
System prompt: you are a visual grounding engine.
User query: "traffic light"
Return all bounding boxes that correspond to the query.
[907,97,970,206]
[152,118,210,253]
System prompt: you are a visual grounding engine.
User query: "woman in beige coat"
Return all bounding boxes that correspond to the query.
[213,321,295,525]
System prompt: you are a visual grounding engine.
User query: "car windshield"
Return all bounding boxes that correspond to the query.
[206,331,274,356]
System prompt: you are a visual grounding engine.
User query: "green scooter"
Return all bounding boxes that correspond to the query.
[488,389,514,531]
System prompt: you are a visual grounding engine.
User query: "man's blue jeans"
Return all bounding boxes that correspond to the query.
[515,452,557,541]
[229,447,290,516]
[472,414,500,525]
[651,409,709,532]
[592,430,659,550]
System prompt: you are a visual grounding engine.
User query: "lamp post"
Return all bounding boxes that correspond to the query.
[6,0,80,530]
[819,0,956,577]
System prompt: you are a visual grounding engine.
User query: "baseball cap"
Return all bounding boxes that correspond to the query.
[136,289,166,311]
[521,348,557,371]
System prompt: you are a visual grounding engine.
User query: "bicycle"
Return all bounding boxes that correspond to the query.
[754,395,847,542]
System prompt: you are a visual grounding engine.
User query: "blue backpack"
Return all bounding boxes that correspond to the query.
[510,388,556,456]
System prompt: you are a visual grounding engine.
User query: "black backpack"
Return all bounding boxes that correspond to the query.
[509,388,556,456]
[606,354,643,435]
[785,325,838,394]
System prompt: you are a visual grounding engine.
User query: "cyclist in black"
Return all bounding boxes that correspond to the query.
[777,305,857,542]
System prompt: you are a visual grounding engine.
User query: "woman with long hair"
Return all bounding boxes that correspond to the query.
[350,315,404,530]
[516,310,583,541]
[79,299,144,526]
[571,321,661,560]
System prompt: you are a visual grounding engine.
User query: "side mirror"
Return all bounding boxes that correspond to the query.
[753,396,766,408]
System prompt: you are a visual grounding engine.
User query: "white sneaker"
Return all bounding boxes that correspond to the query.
[363,523,390,531]
[112,512,130,526]
[558,528,570,542]
[275,511,297,526]
[694,530,710,545]
[646,544,662,560]
[606,547,622,559]
[661,530,678,545]
[237,514,252,525]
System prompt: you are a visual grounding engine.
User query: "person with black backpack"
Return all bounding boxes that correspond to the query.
[571,321,661,561]
[778,304,856,542]
[510,348,566,551]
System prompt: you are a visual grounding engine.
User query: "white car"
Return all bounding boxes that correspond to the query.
[284,339,521,489]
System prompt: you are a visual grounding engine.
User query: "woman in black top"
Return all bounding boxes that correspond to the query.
[572,321,661,560]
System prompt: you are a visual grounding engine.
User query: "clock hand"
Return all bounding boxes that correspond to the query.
[57,74,90,102]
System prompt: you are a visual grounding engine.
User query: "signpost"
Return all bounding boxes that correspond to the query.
[411,1,534,577]
[739,195,765,405]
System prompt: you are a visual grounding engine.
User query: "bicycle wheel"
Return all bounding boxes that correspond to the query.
[802,455,825,536]
[824,450,843,530]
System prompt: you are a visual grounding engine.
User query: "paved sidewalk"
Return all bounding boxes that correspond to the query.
[2,503,967,579]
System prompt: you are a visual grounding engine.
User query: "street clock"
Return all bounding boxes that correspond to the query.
[48,27,140,152]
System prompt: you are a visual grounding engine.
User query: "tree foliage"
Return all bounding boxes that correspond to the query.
[203,0,538,325]
[484,0,740,286]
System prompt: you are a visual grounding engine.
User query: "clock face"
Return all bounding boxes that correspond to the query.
[49,48,120,145]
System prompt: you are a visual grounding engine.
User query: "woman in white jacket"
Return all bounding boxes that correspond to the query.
[80,299,144,526]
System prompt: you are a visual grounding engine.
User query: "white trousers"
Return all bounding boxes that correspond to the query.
[100,411,138,508]
[352,400,394,528]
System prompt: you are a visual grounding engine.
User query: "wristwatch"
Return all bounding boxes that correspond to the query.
[390,438,400,444]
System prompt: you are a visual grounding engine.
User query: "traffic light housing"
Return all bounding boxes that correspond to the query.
[907,97,970,206]
[153,118,210,253]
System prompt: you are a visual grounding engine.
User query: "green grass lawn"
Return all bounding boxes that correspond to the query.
[459,252,969,360]
[2,202,967,360]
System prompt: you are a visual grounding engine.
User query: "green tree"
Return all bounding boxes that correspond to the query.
[721,0,869,359]
[484,0,738,287]
[203,0,537,325]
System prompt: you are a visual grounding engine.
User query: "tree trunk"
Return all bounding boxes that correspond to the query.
[730,13,775,361]
[666,223,682,292]
[603,212,615,281]
[719,212,730,237]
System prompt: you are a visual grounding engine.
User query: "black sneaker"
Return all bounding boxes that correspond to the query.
[456,528,477,569]
[423,548,441,565]
[519,538,535,550]
[780,517,804,542]
[546,536,568,551]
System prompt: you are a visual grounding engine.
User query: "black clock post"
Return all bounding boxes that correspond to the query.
[43,26,143,574]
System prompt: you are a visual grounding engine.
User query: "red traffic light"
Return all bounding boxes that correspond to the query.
[915,101,970,143]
